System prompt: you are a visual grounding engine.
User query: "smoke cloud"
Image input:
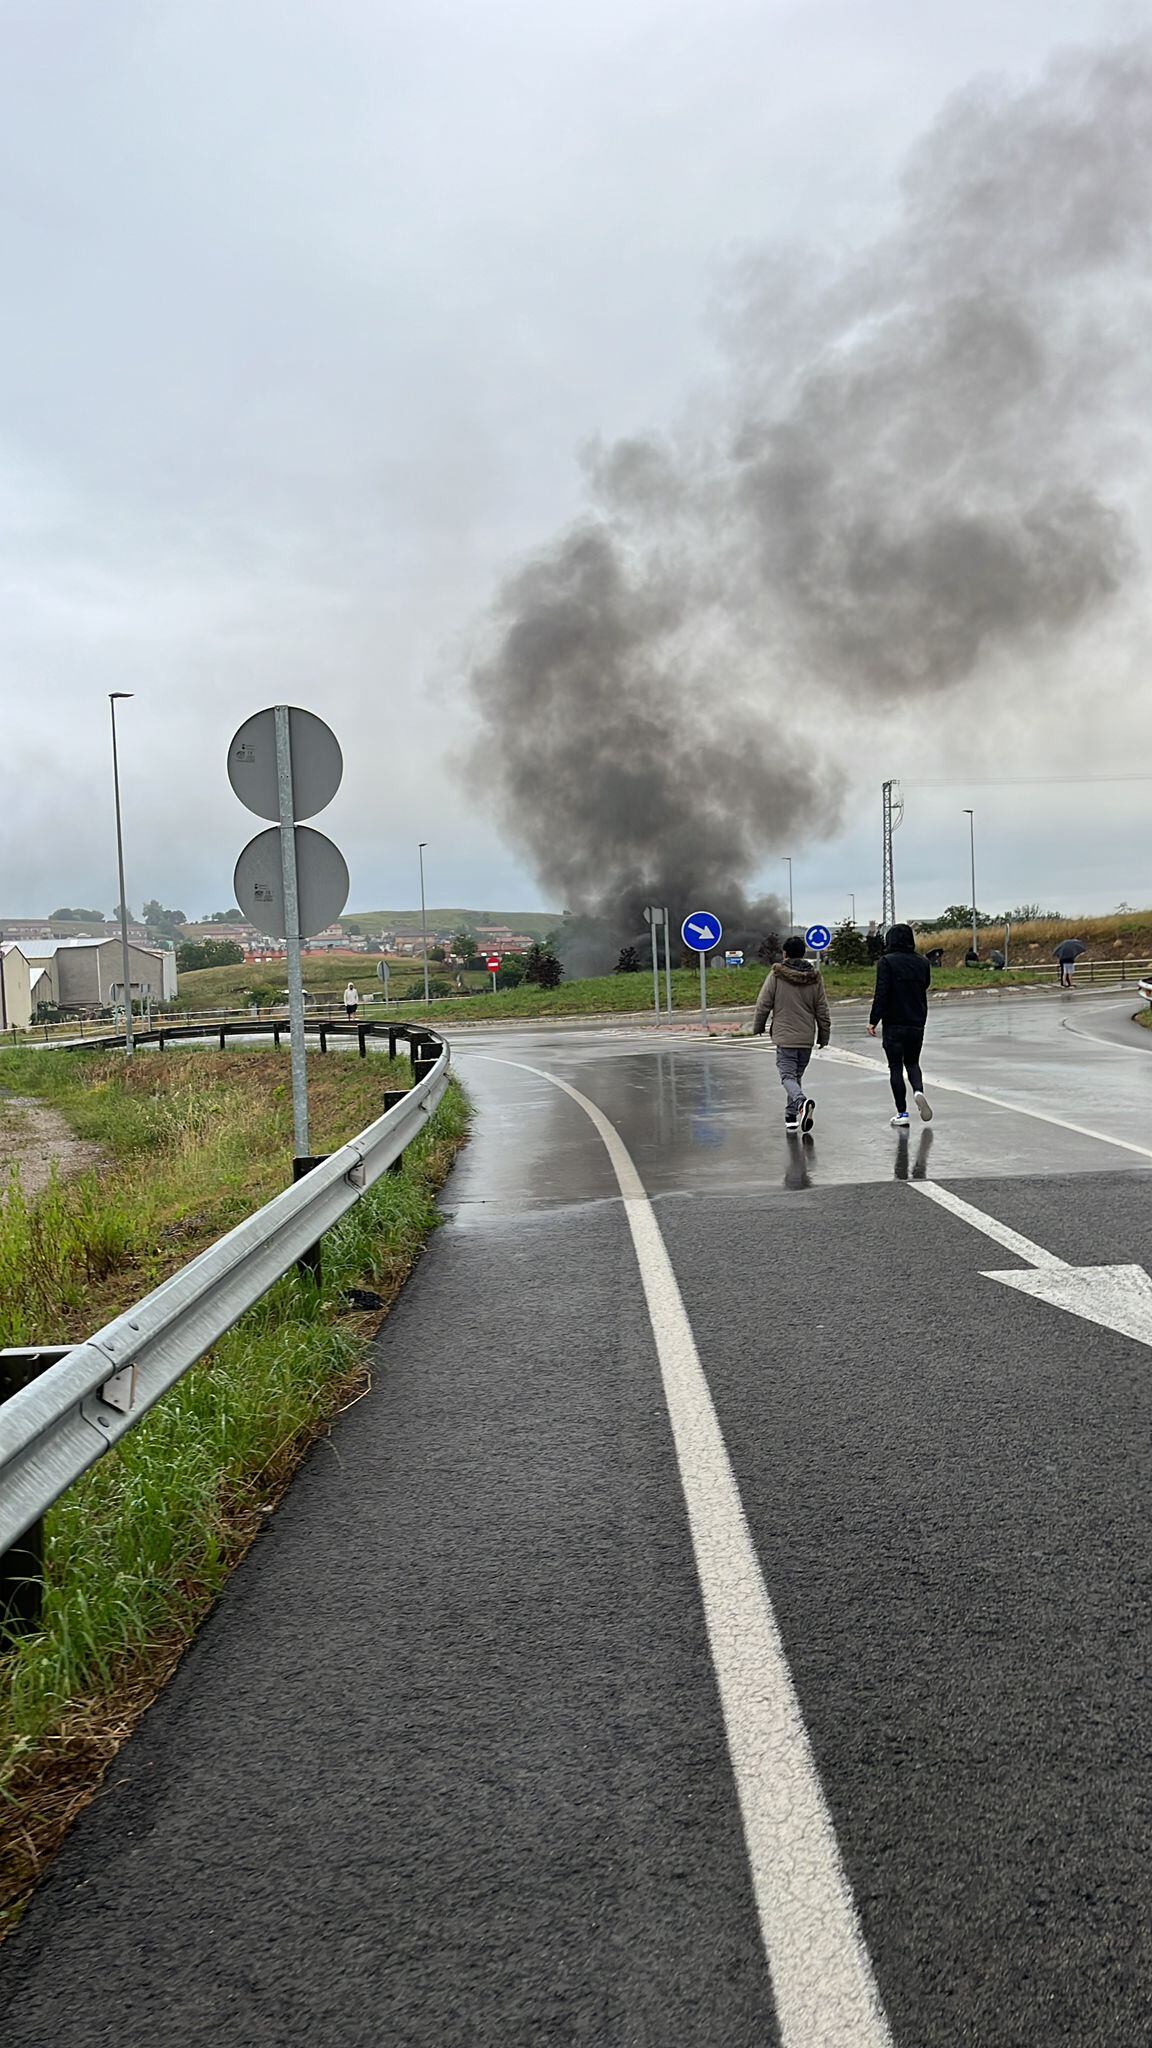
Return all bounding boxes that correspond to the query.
[465,40,1152,961]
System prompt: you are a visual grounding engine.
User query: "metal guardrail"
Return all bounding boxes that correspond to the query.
[12,1016,445,1065]
[0,1025,450,1625]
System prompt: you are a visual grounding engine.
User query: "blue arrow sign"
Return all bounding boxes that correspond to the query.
[805,924,832,952]
[681,910,723,953]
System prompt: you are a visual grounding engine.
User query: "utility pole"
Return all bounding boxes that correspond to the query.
[881,780,903,931]
[849,892,856,924]
[109,693,134,1056]
[964,808,977,957]
[782,856,794,935]
[418,841,430,1004]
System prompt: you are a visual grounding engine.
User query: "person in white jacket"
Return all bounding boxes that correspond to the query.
[343,982,359,1020]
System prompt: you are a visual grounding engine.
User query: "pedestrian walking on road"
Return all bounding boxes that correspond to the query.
[1054,937,1086,989]
[343,981,359,1020]
[752,935,830,1134]
[868,924,933,1128]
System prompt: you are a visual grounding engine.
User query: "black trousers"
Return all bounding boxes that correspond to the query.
[882,1027,924,1114]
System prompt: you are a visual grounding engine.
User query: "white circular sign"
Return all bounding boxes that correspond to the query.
[228,707,343,823]
[234,826,350,941]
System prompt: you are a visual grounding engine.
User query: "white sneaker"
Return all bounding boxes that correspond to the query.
[891,1111,910,1128]
[914,1090,933,1122]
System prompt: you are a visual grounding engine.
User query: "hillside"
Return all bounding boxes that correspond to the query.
[914,910,1152,968]
[346,907,558,935]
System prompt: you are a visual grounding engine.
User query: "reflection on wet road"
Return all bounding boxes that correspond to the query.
[446,990,1152,1216]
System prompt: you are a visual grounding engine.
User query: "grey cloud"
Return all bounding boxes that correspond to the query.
[466,38,1152,944]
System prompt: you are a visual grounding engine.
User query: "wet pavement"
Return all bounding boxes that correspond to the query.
[444,988,1152,1208]
[8,990,1152,2046]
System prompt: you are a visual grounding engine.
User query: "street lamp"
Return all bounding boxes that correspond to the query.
[418,841,430,1004]
[109,694,134,1055]
[963,809,977,958]
[849,892,856,924]
[782,856,794,935]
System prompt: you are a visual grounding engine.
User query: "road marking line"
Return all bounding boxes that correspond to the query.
[1059,1013,1152,1056]
[481,1055,894,2048]
[819,1046,1152,1163]
[910,1180,1068,1267]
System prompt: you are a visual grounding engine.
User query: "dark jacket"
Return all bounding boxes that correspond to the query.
[753,960,831,1047]
[870,949,930,1031]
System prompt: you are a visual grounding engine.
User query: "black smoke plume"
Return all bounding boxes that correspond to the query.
[466,41,1152,967]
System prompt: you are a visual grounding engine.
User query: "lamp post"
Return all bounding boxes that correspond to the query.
[963,809,977,957]
[849,892,856,924]
[418,841,430,1004]
[109,693,134,1055]
[783,856,794,936]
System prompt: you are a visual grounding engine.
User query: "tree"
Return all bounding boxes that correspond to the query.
[523,942,562,989]
[50,906,104,923]
[142,900,188,935]
[615,945,642,973]
[176,938,245,971]
[496,957,526,989]
[425,977,453,999]
[756,933,782,965]
[827,920,868,968]
[428,945,447,963]
[344,922,362,937]
[204,908,245,924]
[113,901,134,923]
[930,905,995,931]
[452,929,478,962]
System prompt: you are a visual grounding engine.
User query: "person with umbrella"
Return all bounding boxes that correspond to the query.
[1054,937,1086,989]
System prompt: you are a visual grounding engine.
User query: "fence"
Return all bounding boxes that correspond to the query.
[978,958,1152,987]
[0,1022,450,1634]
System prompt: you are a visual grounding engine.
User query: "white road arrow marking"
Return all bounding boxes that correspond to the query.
[913,1180,1152,1348]
[982,1263,1152,1347]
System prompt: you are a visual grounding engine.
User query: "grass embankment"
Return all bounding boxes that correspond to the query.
[173,952,492,1010]
[915,911,1152,969]
[175,910,1152,1026]
[175,959,1055,1027]
[0,1046,468,1933]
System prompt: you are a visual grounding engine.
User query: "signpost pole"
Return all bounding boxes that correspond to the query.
[699,948,708,1032]
[648,910,661,1023]
[274,705,309,1158]
[663,906,672,1017]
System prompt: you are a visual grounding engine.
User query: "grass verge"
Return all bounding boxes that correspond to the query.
[0,1047,469,1935]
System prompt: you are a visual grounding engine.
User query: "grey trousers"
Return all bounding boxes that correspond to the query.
[775,1045,812,1115]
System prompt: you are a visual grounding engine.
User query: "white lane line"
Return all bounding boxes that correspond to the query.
[818,1046,1152,1164]
[1059,1013,1152,1056]
[910,1180,1068,1268]
[480,1055,894,2048]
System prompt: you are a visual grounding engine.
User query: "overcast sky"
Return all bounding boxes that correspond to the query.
[1,0,1146,927]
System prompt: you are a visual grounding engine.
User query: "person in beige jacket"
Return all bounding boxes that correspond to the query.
[751,935,831,1133]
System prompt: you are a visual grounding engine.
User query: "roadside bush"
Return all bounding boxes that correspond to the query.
[827,921,868,968]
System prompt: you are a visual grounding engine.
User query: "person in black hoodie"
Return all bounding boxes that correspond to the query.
[868,924,933,1127]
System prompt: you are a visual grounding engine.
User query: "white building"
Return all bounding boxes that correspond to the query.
[0,944,33,1031]
[19,938,177,1010]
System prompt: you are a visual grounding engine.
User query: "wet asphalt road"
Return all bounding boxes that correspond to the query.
[5,990,1152,2044]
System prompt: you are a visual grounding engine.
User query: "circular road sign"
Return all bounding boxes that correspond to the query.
[228,707,343,823]
[234,825,350,941]
[805,924,832,952]
[485,955,501,973]
[680,910,723,953]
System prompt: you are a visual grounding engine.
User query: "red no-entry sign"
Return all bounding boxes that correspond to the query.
[486,955,501,972]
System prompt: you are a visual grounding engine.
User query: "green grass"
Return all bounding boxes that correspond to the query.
[169,958,1068,1030]
[0,1047,469,1927]
[172,954,495,1011]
